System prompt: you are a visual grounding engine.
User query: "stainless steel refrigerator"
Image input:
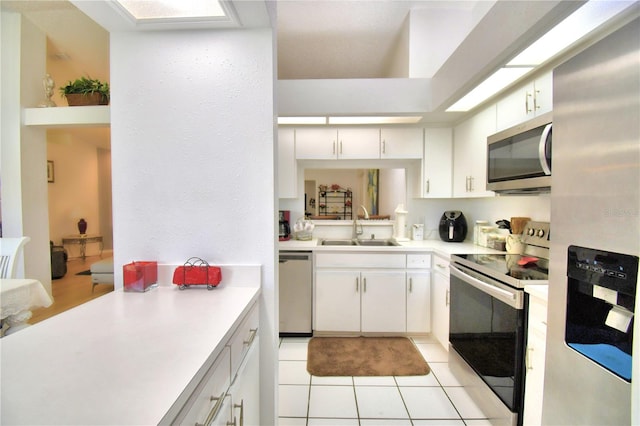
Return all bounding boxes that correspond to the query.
[544,17,640,425]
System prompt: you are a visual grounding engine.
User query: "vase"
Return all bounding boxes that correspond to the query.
[77,219,87,235]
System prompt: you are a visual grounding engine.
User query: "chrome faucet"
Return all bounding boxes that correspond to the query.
[352,205,369,239]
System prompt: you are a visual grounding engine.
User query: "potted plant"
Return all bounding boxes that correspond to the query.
[59,76,110,106]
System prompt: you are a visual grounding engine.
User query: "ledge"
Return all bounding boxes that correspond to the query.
[23,105,110,127]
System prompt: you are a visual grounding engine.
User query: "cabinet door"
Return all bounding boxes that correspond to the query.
[361,270,406,333]
[337,128,380,159]
[296,128,338,159]
[431,267,450,350]
[406,271,431,334]
[315,270,361,332]
[453,105,496,198]
[532,72,552,117]
[380,128,423,159]
[278,128,297,198]
[422,128,452,198]
[496,72,553,131]
[523,294,547,426]
[229,336,260,426]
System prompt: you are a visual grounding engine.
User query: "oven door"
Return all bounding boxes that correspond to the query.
[449,263,527,414]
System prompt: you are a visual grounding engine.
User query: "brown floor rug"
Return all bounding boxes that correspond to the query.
[307,336,430,376]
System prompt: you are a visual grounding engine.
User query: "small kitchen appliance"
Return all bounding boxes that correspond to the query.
[279,210,291,241]
[438,211,467,242]
[411,224,424,241]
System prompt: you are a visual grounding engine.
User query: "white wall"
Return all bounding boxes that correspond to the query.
[109,26,276,423]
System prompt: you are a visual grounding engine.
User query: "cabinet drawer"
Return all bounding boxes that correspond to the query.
[316,253,406,268]
[177,347,231,426]
[407,254,432,268]
[432,256,450,276]
[229,303,259,379]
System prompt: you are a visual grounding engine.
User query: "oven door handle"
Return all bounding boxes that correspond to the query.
[450,264,523,309]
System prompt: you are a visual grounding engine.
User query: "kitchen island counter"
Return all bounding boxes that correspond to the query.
[1,276,260,425]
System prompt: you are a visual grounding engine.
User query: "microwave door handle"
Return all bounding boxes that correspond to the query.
[450,264,523,309]
[538,123,552,175]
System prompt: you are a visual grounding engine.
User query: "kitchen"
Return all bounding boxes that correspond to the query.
[1,1,639,425]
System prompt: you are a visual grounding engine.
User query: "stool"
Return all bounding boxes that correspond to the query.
[90,259,114,292]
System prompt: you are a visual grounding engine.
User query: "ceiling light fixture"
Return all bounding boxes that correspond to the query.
[447,0,635,112]
[328,116,423,125]
[114,0,228,22]
[446,67,532,112]
[278,117,327,125]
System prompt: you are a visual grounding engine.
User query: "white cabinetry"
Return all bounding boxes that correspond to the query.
[278,128,297,198]
[431,254,450,350]
[523,287,548,426]
[166,303,260,426]
[380,128,423,159]
[406,271,431,333]
[496,72,552,131]
[453,105,496,198]
[421,128,453,198]
[295,127,379,159]
[315,252,408,333]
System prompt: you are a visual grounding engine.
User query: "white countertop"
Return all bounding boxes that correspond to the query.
[279,238,505,258]
[1,282,260,425]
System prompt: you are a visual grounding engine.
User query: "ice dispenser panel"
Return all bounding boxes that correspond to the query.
[565,246,638,382]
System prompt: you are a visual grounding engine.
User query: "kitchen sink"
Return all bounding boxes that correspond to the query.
[319,239,399,246]
[356,239,400,246]
[320,239,358,246]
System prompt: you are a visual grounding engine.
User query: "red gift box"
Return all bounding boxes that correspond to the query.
[172,257,221,290]
[123,261,158,292]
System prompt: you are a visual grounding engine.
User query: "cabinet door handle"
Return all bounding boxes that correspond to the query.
[526,347,534,370]
[363,277,367,292]
[409,277,413,292]
[445,289,450,307]
[232,400,244,426]
[468,176,474,192]
[243,328,258,346]
[332,141,336,155]
[356,277,359,292]
[340,141,343,154]
[426,179,430,194]
[525,91,533,113]
[382,140,386,154]
[196,392,226,426]
[534,89,540,111]
[437,263,447,269]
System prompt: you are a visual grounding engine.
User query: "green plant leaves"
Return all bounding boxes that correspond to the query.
[60,76,109,101]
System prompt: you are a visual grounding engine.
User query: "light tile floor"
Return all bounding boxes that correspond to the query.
[278,335,491,426]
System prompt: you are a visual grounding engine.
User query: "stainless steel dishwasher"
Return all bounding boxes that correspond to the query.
[279,251,312,336]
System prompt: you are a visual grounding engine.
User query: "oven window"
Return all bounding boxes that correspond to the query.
[449,272,526,411]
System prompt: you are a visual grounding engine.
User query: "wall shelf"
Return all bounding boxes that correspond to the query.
[23,106,110,128]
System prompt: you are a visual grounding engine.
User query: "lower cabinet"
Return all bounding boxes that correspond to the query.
[164,303,260,426]
[523,288,548,426]
[315,269,406,333]
[406,271,431,334]
[431,255,450,350]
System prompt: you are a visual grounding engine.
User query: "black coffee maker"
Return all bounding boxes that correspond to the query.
[439,211,468,242]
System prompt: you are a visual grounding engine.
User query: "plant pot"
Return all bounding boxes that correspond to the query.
[65,93,109,106]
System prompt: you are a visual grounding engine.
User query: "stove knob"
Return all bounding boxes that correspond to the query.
[527,228,535,236]
[537,229,545,238]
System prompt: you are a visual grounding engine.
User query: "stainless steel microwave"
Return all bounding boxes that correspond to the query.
[487,112,552,194]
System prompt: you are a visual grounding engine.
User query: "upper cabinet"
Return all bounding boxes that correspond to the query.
[496,71,552,132]
[278,128,297,198]
[453,105,496,198]
[380,128,423,159]
[295,128,379,159]
[421,128,452,198]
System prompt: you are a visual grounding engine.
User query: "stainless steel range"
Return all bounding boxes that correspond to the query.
[448,221,550,426]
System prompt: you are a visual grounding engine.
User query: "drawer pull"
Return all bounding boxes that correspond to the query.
[437,263,447,269]
[243,328,258,346]
[196,392,225,426]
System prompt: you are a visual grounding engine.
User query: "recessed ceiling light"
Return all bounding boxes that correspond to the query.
[114,0,227,21]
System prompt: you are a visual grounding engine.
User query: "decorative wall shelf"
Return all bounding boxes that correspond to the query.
[23,106,110,128]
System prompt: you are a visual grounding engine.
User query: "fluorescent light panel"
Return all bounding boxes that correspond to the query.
[328,116,423,125]
[278,117,327,125]
[115,0,227,20]
[446,67,532,112]
[508,0,635,66]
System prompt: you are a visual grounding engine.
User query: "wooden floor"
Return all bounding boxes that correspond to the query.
[29,253,114,325]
